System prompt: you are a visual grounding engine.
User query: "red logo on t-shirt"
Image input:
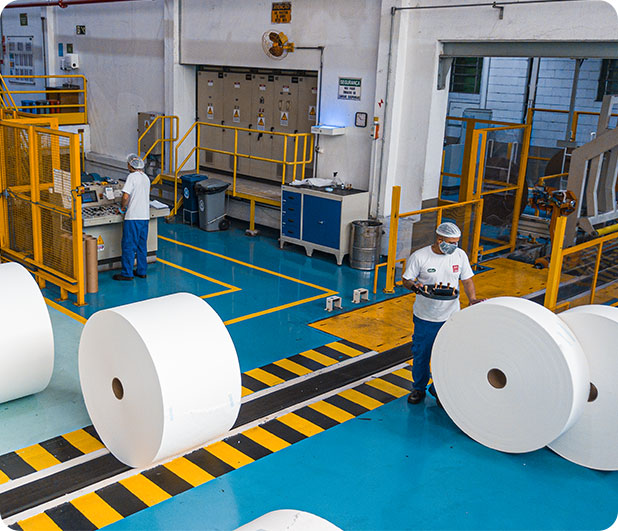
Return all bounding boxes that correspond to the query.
[452,264,459,273]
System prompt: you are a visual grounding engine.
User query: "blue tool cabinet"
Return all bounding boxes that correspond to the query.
[280,185,369,265]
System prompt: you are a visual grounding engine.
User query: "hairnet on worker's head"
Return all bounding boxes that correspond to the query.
[126,153,145,170]
[436,222,461,238]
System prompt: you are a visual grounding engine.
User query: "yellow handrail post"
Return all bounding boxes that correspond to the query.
[509,123,532,251]
[292,135,299,182]
[384,186,401,294]
[70,131,85,306]
[250,199,256,233]
[301,134,308,180]
[233,129,238,196]
[471,198,484,266]
[281,137,288,184]
[589,241,604,304]
[543,215,568,311]
[571,111,580,142]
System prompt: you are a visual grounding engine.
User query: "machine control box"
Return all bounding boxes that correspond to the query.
[81,181,124,222]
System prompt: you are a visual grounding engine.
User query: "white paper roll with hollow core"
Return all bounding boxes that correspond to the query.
[432,297,589,453]
[548,305,618,470]
[79,293,241,468]
[0,262,54,404]
[235,510,342,531]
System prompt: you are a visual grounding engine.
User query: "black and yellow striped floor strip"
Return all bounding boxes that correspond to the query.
[11,365,413,531]
[0,339,370,489]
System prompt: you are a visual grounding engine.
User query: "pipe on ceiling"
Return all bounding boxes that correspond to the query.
[6,0,149,8]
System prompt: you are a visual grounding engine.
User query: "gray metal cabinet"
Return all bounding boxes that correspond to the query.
[280,185,369,265]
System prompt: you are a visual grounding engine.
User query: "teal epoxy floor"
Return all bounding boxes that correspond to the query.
[2,218,617,529]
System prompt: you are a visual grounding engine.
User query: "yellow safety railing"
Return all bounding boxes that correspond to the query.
[544,217,618,311]
[0,75,87,125]
[171,121,314,218]
[0,73,18,110]
[0,119,85,305]
[376,185,484,294]
[138,115,179,183]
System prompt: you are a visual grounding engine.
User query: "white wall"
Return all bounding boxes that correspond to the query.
[377,0,618,216]
[181,0,381,189]
[44,1,165,163]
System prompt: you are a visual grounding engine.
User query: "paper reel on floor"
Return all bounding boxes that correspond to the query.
[549,305,618,471]
[431,297,589,453]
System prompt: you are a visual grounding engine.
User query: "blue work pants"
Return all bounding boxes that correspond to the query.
[411,315,445,393]
[121,219,148,278]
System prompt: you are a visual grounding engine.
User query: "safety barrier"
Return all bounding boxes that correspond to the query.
[0,119,85,305]
[171,121,314,219]
[544,216,618,312]
[0,74,87,125]
[441,117,531,256]
[376,185,483,294]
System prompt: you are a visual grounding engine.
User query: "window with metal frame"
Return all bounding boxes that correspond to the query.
[597,59,618,101]
[449,57,483,95]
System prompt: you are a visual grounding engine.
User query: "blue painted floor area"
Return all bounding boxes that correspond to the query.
[106,397,618,531]
[0,308,89,454]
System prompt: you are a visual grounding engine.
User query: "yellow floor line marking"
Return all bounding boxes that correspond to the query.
[309,401,354,423]
[273,358,313,376]
[244,368,285,387]
[244,426,290,453]
[339,389,384,410]
[0,470,9,485]
[120,475,171,506]
[278,412,324,437]
[62,429,105,454]
[71,492,123,528]
[366,378,409,398]
[164,457,215,487]
[207,441,254,468]
[16,444,61,471]
[299,349,338,367]
[159,235,335,293]
[17,512,63,531]
[44,297,87,325]
[392,367,413,381]
[325,341,365,357]
[241,386,253,397]
[158,258,240,292]
[223,291,337,326]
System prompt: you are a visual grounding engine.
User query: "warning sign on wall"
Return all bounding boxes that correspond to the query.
[233,109,240,123]
[280,111,288,127]
[259,84,266,91]
[208,80,214,87]
[338,77,362,101]
[207,104,214,120]
[271,2,291,23]
[308,105,316,121]
[257,115,266,131]
[234,82,241,89]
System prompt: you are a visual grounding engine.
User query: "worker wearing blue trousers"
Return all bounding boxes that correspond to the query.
[113,154,151,281]
[402,222,483,406]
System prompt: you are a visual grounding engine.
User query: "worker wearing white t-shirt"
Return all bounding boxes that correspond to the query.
[402,222,483,406]
[113,154,151,281]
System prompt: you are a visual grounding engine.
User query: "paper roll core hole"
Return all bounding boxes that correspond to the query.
[487,368,507,389]
[588,383,598,403]
[112,378,124,400]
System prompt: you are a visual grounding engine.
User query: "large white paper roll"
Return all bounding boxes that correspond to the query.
[236,510,342,531]
[79,293,241,468]
[549,305,618,470]
[432,297,589,453]
[0,262,54,404]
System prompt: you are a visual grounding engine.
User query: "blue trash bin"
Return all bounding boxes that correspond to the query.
[181,173,207,225]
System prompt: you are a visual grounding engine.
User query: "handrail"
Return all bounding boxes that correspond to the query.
[527,106,618,144]
[171,120,315,217]
[0,74,18,109]
[137,115,179,177]
[379,186,484,294]
[0,75,87,125]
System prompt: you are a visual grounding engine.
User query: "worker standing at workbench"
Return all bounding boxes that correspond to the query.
[402,222,483,406]
[113,154,151,281]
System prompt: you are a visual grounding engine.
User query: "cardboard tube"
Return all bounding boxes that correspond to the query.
[85,235,98,293]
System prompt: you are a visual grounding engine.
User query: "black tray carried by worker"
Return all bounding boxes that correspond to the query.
[412,283,458,301]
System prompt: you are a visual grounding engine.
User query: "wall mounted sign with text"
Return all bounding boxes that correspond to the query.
[338,77,361,101]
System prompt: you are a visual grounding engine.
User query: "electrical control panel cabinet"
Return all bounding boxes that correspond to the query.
[197,71,225,169]
[280,185,370,265]
[250,73,275,179]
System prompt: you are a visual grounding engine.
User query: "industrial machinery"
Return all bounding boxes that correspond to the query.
[80,180,170,271]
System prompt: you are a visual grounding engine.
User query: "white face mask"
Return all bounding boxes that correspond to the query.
[439,241,457,255]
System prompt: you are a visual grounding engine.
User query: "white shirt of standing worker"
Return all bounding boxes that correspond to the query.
[403,245,474,323]
[121,171,151,220]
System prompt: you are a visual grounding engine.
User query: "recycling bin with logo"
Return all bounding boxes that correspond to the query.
[181,173,206,225]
